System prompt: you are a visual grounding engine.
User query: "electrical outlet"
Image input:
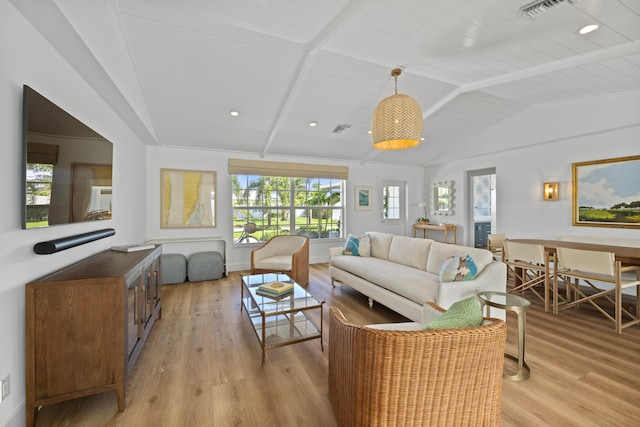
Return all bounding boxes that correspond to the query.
[1,374,9,402]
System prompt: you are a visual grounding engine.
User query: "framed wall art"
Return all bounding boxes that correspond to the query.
[572,155,640,229]
[161,168,217,228]
[355,186,373,211]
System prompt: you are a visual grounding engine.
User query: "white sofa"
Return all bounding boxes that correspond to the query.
[329,232,507,322]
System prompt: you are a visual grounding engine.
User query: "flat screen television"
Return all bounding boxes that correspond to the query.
[22,85,113,229]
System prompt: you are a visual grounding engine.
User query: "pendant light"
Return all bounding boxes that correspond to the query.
[371,68,423,150]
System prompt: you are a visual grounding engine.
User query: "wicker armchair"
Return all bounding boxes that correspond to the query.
[251,235,309,285]
[328,304,506,427]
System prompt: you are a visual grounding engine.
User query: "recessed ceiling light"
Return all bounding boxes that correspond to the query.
[579,24,599,35]
[367,130,372,135]
[229,110,239,117]
[421,137,425,141]
[309,121,317,127]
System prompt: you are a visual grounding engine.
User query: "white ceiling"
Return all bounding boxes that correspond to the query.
[16,0,640,166]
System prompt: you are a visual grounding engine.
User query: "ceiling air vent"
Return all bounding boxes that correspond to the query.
[520,0,581,18]
[332,124,352,134]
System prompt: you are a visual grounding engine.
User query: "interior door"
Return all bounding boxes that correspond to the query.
[466,168,496,248]
[380,180,406,236]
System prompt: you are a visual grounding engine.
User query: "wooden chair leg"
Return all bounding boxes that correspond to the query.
[616,284,622,334]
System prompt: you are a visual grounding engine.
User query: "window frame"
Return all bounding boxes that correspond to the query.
[232,174,344,244]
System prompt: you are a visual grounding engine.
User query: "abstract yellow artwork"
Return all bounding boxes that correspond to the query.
[161,169,216,228]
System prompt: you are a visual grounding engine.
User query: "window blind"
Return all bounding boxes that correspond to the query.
[228,159,348,180]
[27,142,59,164]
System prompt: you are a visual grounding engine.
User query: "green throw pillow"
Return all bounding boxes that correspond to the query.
[420,297,483,330]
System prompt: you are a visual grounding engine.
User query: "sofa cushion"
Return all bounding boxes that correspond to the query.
[388,236,432,271]
[426,242,493,275]
[253,255,293,271]
[343,234,371,257]
[330,255,439,304]
[367,232,394,260]
[421,297,483,330]
[439,253,478,282]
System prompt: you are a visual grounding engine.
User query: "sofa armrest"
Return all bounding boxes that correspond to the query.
[329,247,343,258]
[421,301,446,324]
[435,261,507,319]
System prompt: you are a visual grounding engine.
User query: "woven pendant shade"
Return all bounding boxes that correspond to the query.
[371,69,423,150]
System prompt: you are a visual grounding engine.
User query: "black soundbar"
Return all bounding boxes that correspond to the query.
[33,228,116,254]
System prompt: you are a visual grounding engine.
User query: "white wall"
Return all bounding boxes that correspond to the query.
[2,1,639,425]
[423,93,640,245]
[0,3,147,425]
[146,147,425,271]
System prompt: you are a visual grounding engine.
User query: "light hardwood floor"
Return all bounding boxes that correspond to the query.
[35,264,640,426]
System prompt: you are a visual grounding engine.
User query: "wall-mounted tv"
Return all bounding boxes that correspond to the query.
[22,85,113,229]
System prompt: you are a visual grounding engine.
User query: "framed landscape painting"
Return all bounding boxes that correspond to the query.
[355,186,372,211]
[161,168,216,228]
[572,155,640,229]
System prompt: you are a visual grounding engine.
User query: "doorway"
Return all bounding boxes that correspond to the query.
[380,180,406,236]
[466,168,496,248]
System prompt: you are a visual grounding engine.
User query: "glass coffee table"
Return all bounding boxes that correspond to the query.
[240,273,324,366]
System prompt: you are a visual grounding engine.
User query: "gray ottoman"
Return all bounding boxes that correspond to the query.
[161,253,187,285]
[188,251,224,282]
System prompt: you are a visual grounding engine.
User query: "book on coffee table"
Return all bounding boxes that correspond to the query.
[257,281,294,296]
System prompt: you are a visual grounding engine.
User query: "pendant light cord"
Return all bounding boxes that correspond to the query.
[391,68,402,95]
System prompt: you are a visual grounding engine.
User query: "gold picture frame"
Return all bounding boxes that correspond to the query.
[355,186,373,211]
[161,168,216,228]
[572,155,640,229]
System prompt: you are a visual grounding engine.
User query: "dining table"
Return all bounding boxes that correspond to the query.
[507,238,640,319]
[507,239,640,266]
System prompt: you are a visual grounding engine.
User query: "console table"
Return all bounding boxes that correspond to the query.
[413,223,457,244]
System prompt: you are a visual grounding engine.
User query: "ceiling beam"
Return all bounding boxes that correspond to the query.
[422,40,640,121]
[460,40,640,94]
[259,0,372,158]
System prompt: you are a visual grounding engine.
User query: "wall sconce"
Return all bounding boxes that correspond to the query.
[544,182,559,201]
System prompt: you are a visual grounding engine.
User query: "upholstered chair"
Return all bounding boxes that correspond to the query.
[328,303,506,427]
[251,235,310,285]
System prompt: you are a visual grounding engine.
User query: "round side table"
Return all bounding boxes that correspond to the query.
[477,291,531,381]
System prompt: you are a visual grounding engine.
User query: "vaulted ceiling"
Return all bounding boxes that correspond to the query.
[14,0,640,166]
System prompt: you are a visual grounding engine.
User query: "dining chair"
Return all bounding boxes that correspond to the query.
[487,233,507,261]
[503,241,553,312]
[555,247,640,334]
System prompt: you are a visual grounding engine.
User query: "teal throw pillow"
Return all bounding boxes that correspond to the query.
[421,297,483,330]
[343,234,371,257]
[439,253,478,282]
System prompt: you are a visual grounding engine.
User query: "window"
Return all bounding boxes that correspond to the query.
[25,163,53,227]
[382,184,400,219]
[232,175,344,243]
